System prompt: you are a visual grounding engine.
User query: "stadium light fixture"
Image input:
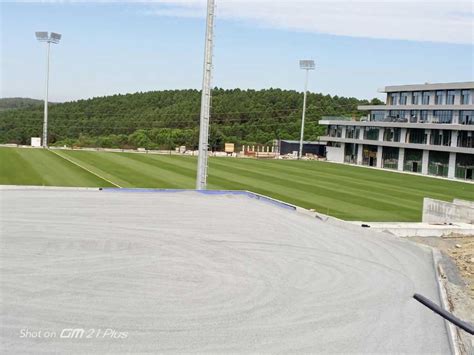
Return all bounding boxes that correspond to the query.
[35,31,62,148]
[298,59,315,159]
[196,0,216,190]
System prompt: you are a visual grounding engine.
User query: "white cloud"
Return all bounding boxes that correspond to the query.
[140,0,474,45]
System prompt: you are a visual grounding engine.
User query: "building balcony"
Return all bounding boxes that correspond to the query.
[319,120,474,131]
[358,104,474,111]
[319,136,474,154]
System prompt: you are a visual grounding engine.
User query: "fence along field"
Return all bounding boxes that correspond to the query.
[1,147,473,222]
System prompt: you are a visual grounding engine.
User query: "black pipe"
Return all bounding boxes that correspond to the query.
[413,293,474,335]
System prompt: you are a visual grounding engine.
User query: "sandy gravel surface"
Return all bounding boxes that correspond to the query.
[409,235,473,354]
[0,189,450,353]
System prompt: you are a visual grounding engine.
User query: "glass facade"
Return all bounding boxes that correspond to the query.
[364,127,379,140]
[403,149,423,173]
[412,92,421,105]
[428,151,449,177]
[328,125,343,138]
[382,147,399,169]
[420,110,428,122]
[389,93,399,105]
[323,85,474,180]
[460,110,473,125]
[430,130,451,146]
[432,110,452,124]
[383,128,401,142]
[409,110,418,123]
[400,92,408,105]
[370,110,385,121]
[362,145,378,167]
[435,90,444,105]
[455,153,474,180]
[422,92,430,105]
[446,90,455,104]
[461,90,471,105]
[344,143,358,164]
[345,126,360,139]
[457,131,474,148]
[406,129,427,144]
[388,110,407,122]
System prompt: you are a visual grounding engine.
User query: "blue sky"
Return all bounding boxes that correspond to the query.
[1,1,473,102]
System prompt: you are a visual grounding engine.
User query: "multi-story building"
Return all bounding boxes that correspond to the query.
[319,82,474,180]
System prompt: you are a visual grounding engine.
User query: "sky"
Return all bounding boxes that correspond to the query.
[1,0,473,102]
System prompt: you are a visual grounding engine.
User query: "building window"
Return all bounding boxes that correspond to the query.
[412,92,421,105]
[446,90,455,105]
[457,131,474,148]
[382,147,399,170]
[383,128,401,142]
[420,110,428,122]
[460,110,473,125]
[388,110,407,122]
[461,90,471,105]
[432,110,453,124]
[364,127,379,140]
[455,153,474,180]
[389,93,399,105]
[435,90,445,105]
[428,151,449,177]
[345,126,360,139]
[328,125,343,138]
[344,144,358,164]
[404,149,423,173]
[430,130,451,146]
[370,110,385,122]
[400,92,408,105]
[422,92,430,105]
[362,145,378,167]
[406,129,427,144]
[410,110,418,123]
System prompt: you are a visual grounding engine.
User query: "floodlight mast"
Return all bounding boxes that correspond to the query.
[35,31,61,148]
[196,0,216,190]
[298,60,315,159]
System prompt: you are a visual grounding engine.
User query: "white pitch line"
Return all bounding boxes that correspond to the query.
[48,149,122,188]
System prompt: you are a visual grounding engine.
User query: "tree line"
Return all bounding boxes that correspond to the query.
[0,88,382,150]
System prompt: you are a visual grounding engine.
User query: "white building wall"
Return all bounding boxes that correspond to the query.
[451,131,458,147]
[422,150,429,174]
[326,145,345,163]
[356,144,363,164]
[398,148,405,171]
[448,152,456,179]
[376,146,383,168]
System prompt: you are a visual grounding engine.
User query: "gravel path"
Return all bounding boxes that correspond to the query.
[0,188,451,353]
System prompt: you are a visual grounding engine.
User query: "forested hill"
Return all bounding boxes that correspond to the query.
[0,89,382,150]
[0,97,43,111]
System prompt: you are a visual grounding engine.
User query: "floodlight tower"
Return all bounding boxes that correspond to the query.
[35,31,61,148]
[196,0,216,190]
[298,60,315,159]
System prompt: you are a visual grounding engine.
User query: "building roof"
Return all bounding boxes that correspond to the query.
[1,187,450,353]
[381,81,474,93]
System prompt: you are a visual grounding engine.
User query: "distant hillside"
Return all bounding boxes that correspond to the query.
[0,89,383,149]
[0,98,43,111]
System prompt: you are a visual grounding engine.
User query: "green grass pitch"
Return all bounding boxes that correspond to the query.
[1,147,472,221]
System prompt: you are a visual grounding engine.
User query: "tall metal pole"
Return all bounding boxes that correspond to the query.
[298,69,309,159]
[42,41,51,148]
[196,0,215,190]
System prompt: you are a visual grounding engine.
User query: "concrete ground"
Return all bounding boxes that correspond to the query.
[0,188,451,353]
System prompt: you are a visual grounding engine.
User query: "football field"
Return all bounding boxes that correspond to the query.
[1,146,472,221]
